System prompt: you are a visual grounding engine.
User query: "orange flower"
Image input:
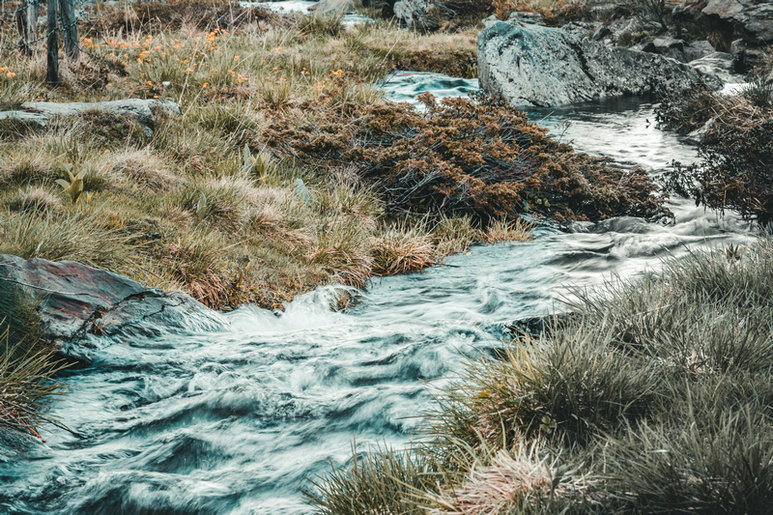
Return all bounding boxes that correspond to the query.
[6,72,16,78]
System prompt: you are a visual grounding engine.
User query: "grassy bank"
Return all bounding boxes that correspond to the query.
[307,234,773,513]
[0,0,664,311]
[0,2,508,311]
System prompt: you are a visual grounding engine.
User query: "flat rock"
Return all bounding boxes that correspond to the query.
[0,99,181,136]
[478,21,710,107]
[314,0,355,14]
[0,254,225,366]
[683,39,716,61]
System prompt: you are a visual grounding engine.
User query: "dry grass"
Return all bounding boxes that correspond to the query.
[372,223,437,275]
[0,3,514,310]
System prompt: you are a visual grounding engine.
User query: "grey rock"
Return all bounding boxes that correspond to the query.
[508,10,545,25]
[293,178,312,204]
[314,0,356,14]
[0,254,225,366]
[0,99,181,136]
[686,117,715,143]
[683,39,716,62]
[592,25,612,41]
[478,22,709,107]
[393,0,440,30]
[653,36,687,61]
[674,0,773,45]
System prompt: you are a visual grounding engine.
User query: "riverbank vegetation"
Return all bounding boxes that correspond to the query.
[0,0,666,311]
[659,68,773,225]
[308,234,773,513]
[0,286,64,440]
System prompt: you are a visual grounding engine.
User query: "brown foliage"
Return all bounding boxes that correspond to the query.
[267,89,668,224]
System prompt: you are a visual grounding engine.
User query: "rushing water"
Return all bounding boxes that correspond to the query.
[0,72,755,514]
[246,1,373,26]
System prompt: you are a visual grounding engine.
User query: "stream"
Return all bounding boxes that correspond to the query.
[0,72,755,514]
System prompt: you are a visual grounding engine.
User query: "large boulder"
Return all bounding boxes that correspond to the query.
[0,255,225,366]
[673,0,773,45]
[0,99,181,136]
[478,21,711,107]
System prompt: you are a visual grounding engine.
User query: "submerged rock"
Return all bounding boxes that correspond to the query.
[478,21,709,107]
[0,99,181,136]
[0,255,225,366]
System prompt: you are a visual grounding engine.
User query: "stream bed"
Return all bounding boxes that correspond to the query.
[0,73,755,514]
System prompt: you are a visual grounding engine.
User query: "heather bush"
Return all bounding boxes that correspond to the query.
[268,92,668,224]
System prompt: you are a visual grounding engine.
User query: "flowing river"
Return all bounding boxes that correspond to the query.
[0,72,755,513]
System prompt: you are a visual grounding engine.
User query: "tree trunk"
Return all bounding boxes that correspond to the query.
[46,0,58,86]
[58,0,78,61]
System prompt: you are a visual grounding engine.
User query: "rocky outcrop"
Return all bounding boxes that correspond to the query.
[478,21,710,108]
[0,255,225,366]
[673,0,773,45]
[0,99,181,136]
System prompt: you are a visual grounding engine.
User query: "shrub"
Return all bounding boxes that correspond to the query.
[304,446,441,515]
[0,209,138,272]
[175,176,252,230]
[0,282,66,439]
[5,187,63,214]
[603,409,773,513]
[660,87,773,224]
[268,92,668,224]
[371,223,436,275]
[0,321,65,439]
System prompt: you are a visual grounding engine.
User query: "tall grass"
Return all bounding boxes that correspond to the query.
[0,282,67,439]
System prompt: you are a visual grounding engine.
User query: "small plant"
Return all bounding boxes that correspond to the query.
[55,170,86,204]
[743,74,773,109]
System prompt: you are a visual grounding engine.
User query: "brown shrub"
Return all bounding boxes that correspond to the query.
[267,89,668,224]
